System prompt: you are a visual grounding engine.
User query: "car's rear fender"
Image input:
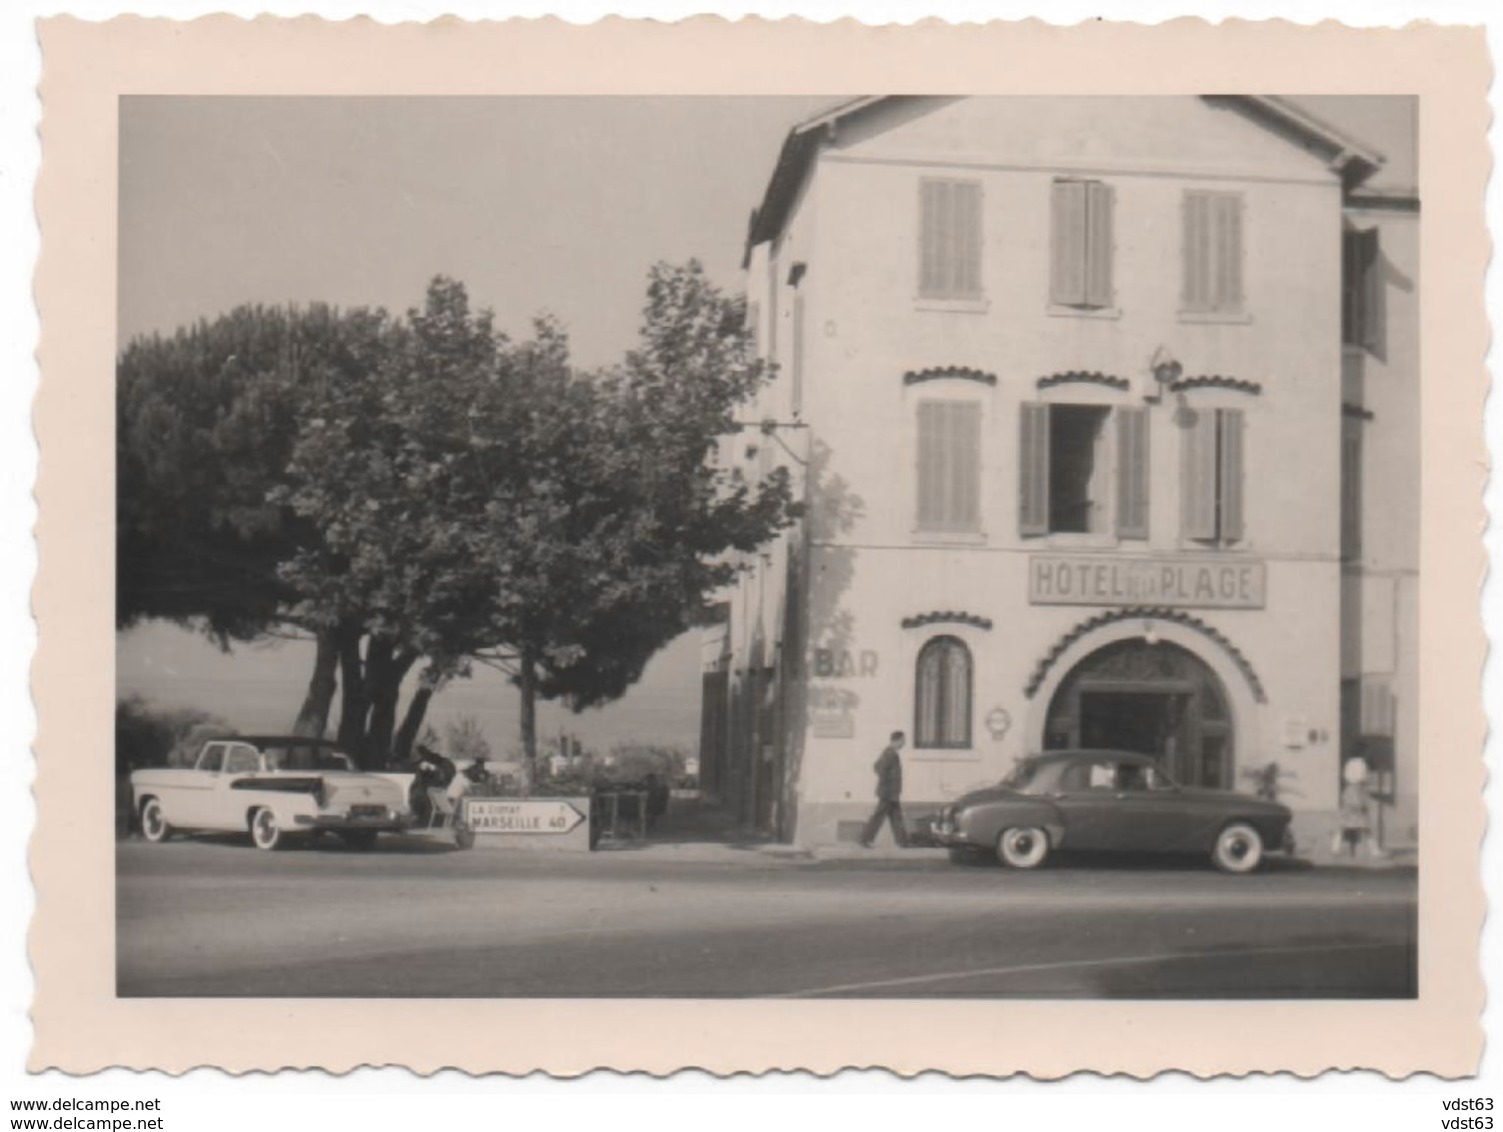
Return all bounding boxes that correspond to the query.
[1181,810,1291,853]
[241,793,318,831]
[966,798,1064,848]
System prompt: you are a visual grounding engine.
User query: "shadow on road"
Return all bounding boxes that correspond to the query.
[933,845,1317,875]
[141,830,464,855]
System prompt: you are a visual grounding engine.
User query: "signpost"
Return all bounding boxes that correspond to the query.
[460,798,591,851]
[464,799,586,834]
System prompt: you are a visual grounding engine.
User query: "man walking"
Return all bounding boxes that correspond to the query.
[860,730,908,849]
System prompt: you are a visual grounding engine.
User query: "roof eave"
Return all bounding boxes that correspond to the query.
[1234,95,1388,187]
[745,93,1392,258]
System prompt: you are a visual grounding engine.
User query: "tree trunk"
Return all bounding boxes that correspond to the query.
[364,646,419,769]
[291,630,340,738]
[336,629,369,762]
[519,653,539,784]
[392,681,435,761]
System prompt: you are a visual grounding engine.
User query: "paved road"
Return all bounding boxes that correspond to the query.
[116,836,1416,998]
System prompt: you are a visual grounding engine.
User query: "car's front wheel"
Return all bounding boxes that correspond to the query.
[139,798,172,843]
[1212,822,1264,874]
[996,826,1050,869]
[249,807,285,851]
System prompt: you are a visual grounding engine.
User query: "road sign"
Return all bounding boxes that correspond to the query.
[463,798,586,835]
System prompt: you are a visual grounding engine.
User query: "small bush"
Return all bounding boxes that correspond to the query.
[116,696,231,773]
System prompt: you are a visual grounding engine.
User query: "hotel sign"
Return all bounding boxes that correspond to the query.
[1029,555,1266,609]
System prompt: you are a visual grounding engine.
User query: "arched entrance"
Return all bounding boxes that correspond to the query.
[1043,640,1235,789]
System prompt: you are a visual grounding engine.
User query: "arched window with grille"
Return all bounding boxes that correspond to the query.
[914,635,973,749]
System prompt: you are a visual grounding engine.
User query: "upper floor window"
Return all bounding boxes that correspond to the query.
[1018,403,1149,538]
[1181,190,1245,316]
[1342,225,1384,353]
[915,635,972,749]
[1181,407,1245,544]
[916,400,981,534]
[918,178,983,301]
[1049,179,1115,310]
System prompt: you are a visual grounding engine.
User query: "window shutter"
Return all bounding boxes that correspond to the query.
[1181,409,1216,539]
[917,401,980,532]
[919,180,942,298]
[1214,194,1244,311]
[1115,407,1149,539]
[1358,227,1383,353]
[955,182,982,299]
[1018,402,1050,536]
[916,401,942,529]
[1182,191,1209,310]
[790,292,805,416]
[920,180,982,300]
[1341,227,1359,345]
[1218,408,1246,542]
[1085,182,1114,308]
[950,402,981,532]
[1226,195,1244,309]
[1050,180,1087,306]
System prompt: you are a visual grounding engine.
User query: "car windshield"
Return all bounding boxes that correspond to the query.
[265,744,355,773]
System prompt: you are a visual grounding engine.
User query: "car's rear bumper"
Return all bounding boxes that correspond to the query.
[293,813,410,833]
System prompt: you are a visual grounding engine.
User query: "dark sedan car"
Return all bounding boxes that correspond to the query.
[929,750,1294,873]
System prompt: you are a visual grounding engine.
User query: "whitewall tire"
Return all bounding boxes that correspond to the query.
[996,826,1050,869]
[249,807,285,851]
[140,798,171,843]
[1212,822,1264,874]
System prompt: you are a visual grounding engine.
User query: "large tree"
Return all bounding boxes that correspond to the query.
[275,264,795,774]
[271,278,520,763]
[120,265,794,774]
[468,261,797,772]
[117,302,394,736]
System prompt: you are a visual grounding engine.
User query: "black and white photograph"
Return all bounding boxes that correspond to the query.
[112,91,1422,1000]
[21,13,1490,1086]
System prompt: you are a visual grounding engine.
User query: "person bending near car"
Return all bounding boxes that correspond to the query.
[859,731,909,849]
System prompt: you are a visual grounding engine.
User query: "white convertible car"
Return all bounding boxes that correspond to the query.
[132,736,414,851]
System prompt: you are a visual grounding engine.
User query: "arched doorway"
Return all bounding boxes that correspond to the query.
[1043,640,1234,789]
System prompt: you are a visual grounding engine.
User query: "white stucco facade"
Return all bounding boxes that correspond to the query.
[701,96,1416,854]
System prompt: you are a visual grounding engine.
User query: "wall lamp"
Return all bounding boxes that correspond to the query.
[1146,346,1183,405]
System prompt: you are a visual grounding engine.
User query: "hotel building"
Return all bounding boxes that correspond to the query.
[699,96,1417,852]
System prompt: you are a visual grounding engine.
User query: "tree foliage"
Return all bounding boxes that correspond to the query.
[118,263,795,773]
[117,304,390,643]
[114,695,232,773]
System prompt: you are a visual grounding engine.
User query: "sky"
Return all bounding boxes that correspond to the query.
[116,95,833,756]
[115,94,1416,760]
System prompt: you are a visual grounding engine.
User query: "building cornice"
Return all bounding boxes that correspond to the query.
[1037,371,1130,393]
[901,611,994,632]
[904,366,998,388]
[1169,375,1264,396]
